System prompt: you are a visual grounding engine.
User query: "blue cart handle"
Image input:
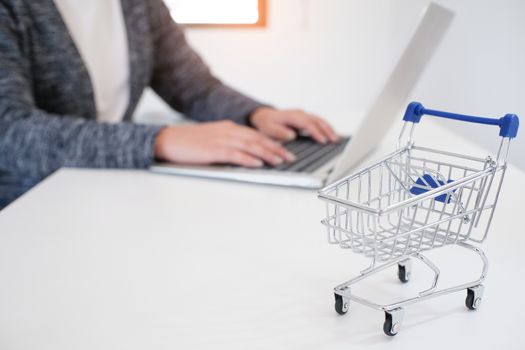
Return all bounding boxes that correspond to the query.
[403,102,520,138]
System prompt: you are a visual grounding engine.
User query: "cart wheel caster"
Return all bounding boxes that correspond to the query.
[383,308,404,336]
[397,259,412,283]
[465,285,484,310]
[334,293,349,315]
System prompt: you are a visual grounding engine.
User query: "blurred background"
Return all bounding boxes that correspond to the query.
[135,0,525,169]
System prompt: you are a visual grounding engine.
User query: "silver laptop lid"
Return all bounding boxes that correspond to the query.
[328,3,454,182]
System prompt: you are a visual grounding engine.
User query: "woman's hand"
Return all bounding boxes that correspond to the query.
[154,120,296,168]
[250,107,339,144]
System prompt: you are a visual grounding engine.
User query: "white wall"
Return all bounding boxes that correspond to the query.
[135,0,525,168]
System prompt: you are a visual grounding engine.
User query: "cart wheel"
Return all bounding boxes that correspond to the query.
[465,285,484,310]
[383,308,404,336]
[334,293,349,315]
[397,259,412,283]
[398,264,409,283]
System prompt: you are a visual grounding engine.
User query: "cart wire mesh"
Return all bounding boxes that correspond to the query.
[320,144,505,263]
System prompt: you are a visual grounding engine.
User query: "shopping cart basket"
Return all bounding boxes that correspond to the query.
[318,102,519,336]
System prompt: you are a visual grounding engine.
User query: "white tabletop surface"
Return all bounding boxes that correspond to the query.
[0,121,524,349]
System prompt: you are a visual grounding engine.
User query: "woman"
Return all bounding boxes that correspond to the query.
[0,0,337,208]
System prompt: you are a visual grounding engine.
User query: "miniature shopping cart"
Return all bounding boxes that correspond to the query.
[318,102,519,336]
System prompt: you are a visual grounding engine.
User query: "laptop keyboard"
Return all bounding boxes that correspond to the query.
[265,136,350,173]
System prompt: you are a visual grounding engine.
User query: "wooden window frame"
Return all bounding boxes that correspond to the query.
[178,0,267,28]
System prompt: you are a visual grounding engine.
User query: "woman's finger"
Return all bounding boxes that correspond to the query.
[219,147,264,168]
[285,112,328,144]
[229,126,296,164]
[311,116,339,142]
[260,122,296,142]
[241,140,285,166]
[251,131,296,162]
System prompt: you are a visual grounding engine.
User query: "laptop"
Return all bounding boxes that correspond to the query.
[151,3,454,189]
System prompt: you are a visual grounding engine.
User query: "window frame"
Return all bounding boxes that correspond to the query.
[173,0,267,28]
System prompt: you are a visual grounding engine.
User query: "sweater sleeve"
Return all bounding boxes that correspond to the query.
[148,0,267,125]
[0,2,163,180]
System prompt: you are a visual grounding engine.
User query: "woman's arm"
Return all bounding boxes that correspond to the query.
[147,0,266,125]
[146,0,338,144]
[0,2,162,180]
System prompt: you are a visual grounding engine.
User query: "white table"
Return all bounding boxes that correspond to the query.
[0,122,523,349]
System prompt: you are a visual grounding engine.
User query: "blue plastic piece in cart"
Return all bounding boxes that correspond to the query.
[410,174,455,203]
[402,102,520,138]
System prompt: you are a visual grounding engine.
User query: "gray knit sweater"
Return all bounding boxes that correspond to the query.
[0,0,265,208]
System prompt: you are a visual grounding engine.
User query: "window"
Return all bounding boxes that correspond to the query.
[166,0,267,27]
